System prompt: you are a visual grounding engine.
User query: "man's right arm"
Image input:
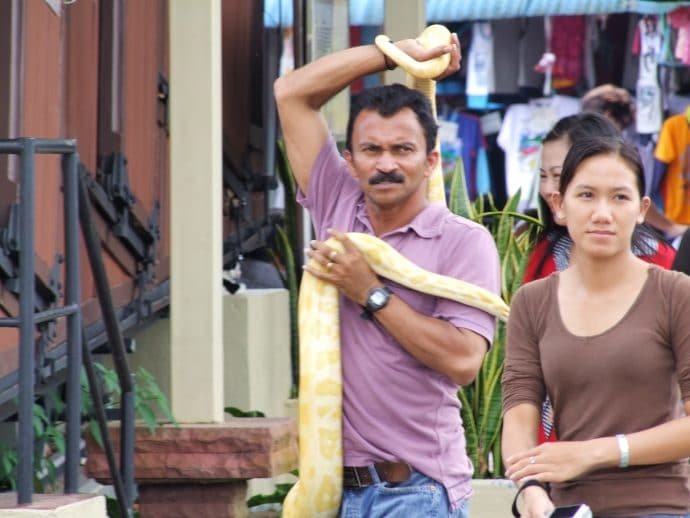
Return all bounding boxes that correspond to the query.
[273,37,459,194]
[274,45,388,194]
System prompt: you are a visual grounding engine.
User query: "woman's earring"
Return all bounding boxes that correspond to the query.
[556,212,565,221]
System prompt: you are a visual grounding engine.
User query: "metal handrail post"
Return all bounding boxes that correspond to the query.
[120,382,136,507]
[17,139,36,504]
[82,328,130,518]
[78,171,135,512]
[63,151,82,493]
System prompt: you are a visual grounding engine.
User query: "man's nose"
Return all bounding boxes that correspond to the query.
[376,152,397,172]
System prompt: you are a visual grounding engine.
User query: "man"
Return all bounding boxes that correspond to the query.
[274,34,500,517]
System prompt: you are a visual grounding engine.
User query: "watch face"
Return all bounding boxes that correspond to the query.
[370,291,387,306]
[366,287,391,312]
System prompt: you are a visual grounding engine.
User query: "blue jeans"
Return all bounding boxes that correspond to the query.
[339,467,469,518]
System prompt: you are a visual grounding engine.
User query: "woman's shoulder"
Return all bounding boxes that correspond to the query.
[513,272,557,308]
[639,267,690,321]
[647,264,690,297]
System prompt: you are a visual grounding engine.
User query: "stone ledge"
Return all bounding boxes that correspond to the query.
[0,494,106,517]
[85,417,298,483]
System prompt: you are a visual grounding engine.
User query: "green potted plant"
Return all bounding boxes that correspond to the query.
[448,159,541,481]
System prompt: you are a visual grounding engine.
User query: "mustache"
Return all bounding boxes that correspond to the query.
[369,171,405,185]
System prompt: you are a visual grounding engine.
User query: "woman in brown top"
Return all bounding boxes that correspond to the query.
[502,135,690,517]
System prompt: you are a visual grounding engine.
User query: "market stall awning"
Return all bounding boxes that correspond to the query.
[265,0,690,27]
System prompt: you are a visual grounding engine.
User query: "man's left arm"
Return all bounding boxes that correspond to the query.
[372,296,488,386]
[306,228,499,386]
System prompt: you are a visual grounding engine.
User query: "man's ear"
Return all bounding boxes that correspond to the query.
[343,149,357,178]
[425,150,439,178]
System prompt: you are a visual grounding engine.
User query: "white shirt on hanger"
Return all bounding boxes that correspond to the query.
[497,95,580,210]
[466,22,495,96]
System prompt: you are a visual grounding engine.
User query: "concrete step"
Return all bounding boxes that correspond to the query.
[0,494,106,517]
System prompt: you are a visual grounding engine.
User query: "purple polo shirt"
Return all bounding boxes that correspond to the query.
[297,138,500,508]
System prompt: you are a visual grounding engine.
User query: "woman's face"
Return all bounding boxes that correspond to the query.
[553,153,650,260]
[539,138,570,221]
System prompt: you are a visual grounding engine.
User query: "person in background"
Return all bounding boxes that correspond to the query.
[525,112,675,284]
[672,228,690,275]
[503,135,690,518]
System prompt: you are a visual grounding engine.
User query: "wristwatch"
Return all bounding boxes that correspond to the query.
[364,286,392,315]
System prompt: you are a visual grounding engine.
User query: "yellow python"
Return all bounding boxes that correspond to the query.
[282,25,510,518]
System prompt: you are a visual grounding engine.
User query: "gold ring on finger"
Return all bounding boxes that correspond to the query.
[326,261,334,271]
[329,250,338,260]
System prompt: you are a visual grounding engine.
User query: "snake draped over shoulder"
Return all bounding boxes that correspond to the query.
[282,25,510,518]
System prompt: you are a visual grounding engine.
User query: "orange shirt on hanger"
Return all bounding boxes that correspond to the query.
[654,112,690,224]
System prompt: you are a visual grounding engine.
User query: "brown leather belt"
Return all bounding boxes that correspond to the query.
[343,461,412,488]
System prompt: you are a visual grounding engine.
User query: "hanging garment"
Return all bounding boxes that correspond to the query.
[497,96,580,210]
[466,22,495,97]
[668,7,690,65]
[549,16,586,90]
[654,112,690,224]
[439,110,491,200]
[636,80,663,134]
[633,15,664,133]
[493,18,546,93]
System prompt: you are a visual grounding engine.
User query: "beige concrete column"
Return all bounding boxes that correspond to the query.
[169,0,224,423]
[383,0,425,85]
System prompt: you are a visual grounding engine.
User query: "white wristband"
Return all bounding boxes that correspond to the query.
[616,434,630,468]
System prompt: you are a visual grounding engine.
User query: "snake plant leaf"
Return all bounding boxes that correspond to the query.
[496,189,521,259]
[448,158,474,220]
[449,177,541,478]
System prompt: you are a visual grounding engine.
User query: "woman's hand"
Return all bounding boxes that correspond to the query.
[505,440,609,486]
[518,485,555,518]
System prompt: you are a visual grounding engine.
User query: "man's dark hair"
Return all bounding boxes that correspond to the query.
[345,83,437,154]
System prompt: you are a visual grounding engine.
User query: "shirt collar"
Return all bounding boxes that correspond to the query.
[354,196,447,239]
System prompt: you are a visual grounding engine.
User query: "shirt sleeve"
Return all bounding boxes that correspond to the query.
[654,117,679,164]
[669,271,690,401]
[433,223,500,345]
[296,137,353,238]
[502,284,546,413]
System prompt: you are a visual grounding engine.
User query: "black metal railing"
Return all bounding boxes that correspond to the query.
[0,138,135,517]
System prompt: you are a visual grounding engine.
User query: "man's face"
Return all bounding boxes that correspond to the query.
[343,108,436,211]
